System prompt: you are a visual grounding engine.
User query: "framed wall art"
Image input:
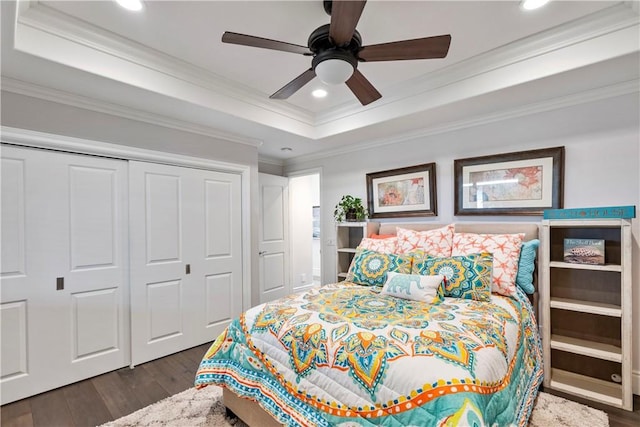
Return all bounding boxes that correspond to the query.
[366,163,437,218]
[454,146,564,216]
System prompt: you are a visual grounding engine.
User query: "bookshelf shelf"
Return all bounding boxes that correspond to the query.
[548,261,621,272]
[541,218,632,410]
[549,368,623,407]
[549,297,621,317]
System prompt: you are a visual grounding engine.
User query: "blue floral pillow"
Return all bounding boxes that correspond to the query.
[516,239,539,294]
[412,253,493,301]
[346,248,412,286]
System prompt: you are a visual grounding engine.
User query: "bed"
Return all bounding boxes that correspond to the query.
[195,222,543,426]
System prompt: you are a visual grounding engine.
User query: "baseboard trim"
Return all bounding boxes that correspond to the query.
[634,369,639,395]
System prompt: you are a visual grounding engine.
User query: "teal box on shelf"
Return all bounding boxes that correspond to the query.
[543,205,636,220]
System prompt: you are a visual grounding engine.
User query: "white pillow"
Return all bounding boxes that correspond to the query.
[380,272,444,303]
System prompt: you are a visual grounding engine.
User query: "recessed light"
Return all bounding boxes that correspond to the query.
[312,89,328,98]
[116,0,144,12]
[521,0,550,11]
[281,147,293,152]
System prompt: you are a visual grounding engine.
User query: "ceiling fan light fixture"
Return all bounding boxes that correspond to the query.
[116,0,144,12]
[315,58,354,85]
[520,0,550,11]
[312,89,328,98]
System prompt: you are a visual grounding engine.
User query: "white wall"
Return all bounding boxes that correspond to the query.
[1,92,258,165]
[285,92,640,392]
[289,173,320,291]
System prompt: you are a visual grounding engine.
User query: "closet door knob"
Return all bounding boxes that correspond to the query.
[185,264,191,275]
[56,277,64,290]
[258,251,267,256]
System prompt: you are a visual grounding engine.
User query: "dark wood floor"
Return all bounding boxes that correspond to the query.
[2,344,639,426]
[1,343,211,427]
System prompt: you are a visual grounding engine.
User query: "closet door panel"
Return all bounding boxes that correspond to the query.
[0,146,129,405]
[1,146,66,403]
[63,156,129,381]
[130,161,190,365]
[130,162,243,364]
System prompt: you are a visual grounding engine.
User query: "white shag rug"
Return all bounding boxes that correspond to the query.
[101,386,609,427]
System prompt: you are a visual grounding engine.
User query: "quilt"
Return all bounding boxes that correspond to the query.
[195,282,543,426]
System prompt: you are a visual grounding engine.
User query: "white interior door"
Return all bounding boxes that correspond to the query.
[129,161,242,365]
[258,173,290,303]
[1,145,129,404]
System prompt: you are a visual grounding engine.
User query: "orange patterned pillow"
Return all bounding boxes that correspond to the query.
[451,232,525,297]
[369,234,395,239]
[358,237,398,254]
[395,224,454,257]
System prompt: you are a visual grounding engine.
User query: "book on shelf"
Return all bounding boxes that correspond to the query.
[563,238,605,265]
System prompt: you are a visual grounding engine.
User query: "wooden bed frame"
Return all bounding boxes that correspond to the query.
[223,222,540,427]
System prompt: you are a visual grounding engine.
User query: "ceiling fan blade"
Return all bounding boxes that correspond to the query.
[329,0,367,46]
[345,69,381,106]
[270,69,317,99]
[358,34,451,62]
[222,32,311,55]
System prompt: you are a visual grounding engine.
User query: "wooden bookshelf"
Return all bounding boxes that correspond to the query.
[541,219,632,410]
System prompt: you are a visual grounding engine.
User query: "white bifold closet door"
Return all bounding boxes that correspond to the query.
[0,145,129,405]
[129,161,242,366]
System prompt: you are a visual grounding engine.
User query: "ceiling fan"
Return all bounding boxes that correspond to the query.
[221,0,451,106]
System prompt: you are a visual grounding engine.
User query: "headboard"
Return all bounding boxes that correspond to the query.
[375,222,539,243]
[370,222,540,315]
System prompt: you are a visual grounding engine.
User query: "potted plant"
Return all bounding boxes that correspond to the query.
[334,195,368,222]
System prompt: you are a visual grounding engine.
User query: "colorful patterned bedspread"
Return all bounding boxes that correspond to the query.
[195,282,542,426]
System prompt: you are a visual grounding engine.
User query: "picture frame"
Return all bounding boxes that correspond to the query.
[366,163,437,218]
[454,146,564,216]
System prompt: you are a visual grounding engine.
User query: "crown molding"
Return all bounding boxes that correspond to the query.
[1,77,263,148]
[0,126,253,174]
[288,79,640,166]
[315,2,640,126]
[15,1,316,126]
[257,156,285,167]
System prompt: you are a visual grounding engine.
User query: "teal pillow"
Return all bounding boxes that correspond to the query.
[516,239,539,294]
[346,248,412,286]
[412,253,493,302]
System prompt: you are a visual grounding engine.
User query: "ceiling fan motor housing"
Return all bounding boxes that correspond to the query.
[308,23,361,73]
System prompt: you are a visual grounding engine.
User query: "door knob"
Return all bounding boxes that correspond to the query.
[258,251,267,256]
